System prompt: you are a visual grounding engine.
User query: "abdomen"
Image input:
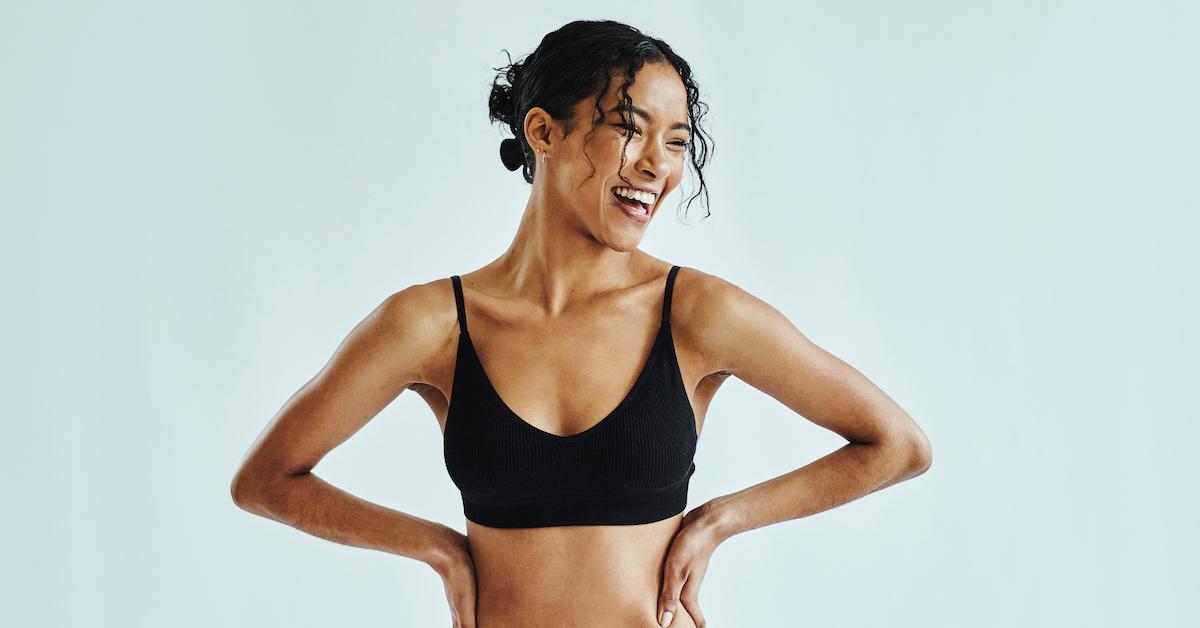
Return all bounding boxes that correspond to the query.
[467,516,700,628]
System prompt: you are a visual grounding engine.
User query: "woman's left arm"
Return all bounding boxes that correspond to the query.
[656,270,933,627]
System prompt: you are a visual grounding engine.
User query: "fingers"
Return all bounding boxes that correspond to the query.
[450,593,477,628]
[442,563,477,628]
[452,600,476,628]
[658,559,685,626]
[659,595,678,626]
[681,574,706,628]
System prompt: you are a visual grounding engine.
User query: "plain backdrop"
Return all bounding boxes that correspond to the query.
[2,1,1196,626]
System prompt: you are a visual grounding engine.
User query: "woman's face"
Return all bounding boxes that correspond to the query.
[537,62,691,251]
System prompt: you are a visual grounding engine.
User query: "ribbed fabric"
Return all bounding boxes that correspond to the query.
[443,265,698,528]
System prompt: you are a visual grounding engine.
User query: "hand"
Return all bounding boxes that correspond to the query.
[657,501,727,627]
[428,524,478,628]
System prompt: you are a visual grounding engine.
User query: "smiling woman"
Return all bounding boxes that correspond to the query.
[489,20,714,226]
[231,17,930,628]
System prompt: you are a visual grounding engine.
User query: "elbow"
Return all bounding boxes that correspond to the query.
[879,426,932,477]
[230,463,276,510]
[904,429,933,475]
[231,461,309,510]
[230,470,258,509]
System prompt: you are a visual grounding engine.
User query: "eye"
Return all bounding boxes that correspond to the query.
[614,124,691,151]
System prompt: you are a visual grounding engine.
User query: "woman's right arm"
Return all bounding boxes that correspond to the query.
[229,282,464,576]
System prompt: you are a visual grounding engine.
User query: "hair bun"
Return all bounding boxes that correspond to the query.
[499,137,524,171]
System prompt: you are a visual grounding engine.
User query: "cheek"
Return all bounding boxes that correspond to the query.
[603,143,633,168]
[574,141,624,177]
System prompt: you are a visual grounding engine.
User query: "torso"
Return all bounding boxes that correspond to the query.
[414,259,728,627]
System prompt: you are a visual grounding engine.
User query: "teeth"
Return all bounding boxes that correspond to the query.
[615,191,648,214]
[613,186,656,206]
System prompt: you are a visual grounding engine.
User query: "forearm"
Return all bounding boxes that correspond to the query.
[233,470,455,571]
[702,437,928,542]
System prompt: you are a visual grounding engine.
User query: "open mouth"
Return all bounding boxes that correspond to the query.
[611,188,651,214]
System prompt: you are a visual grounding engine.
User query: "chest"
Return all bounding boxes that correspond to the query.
[443,322,698,518]
[440,267,701,529]
[457,317,676,438]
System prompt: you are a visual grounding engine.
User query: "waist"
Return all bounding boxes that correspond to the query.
[477,598,697,628]
[466,517,698,628]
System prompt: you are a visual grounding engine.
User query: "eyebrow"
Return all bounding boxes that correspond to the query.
[608,104,692,134]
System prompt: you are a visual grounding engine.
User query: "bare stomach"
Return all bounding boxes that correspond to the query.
[466,514,699,628]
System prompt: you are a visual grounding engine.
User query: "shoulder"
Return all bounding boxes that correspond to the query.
[671,265,799,378]
[374,277,457,331]
[672,265,774,328]
[347,277,459,385]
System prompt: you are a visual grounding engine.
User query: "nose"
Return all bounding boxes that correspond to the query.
[633,139,672,183]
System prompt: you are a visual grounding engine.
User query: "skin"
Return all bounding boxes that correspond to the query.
[231,61,933,627]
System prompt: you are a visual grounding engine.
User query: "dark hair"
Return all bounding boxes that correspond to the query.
[488,19,715,221]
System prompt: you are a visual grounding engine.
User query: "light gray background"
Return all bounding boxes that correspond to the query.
[2,1,1196,626]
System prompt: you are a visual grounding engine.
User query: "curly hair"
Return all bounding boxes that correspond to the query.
[487,19,715,221]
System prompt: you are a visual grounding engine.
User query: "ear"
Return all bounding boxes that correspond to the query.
[523,106,558,157]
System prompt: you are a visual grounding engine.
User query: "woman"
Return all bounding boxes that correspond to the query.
[231,20,932,628]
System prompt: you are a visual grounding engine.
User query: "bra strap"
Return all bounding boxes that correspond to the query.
[450,275,468,334]
[661,265,681,324]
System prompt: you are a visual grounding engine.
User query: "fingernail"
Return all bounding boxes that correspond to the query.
[660,610,673,626]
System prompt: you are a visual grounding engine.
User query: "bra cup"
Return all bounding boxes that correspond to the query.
[443,265,698,527]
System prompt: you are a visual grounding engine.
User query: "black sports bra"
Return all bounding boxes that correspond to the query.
[443,265,698,528]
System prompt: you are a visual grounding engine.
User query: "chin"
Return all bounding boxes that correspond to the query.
[608,231,645,252]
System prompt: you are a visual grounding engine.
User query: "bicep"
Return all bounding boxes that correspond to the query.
[237,286,440,479]
[697,275,917,444]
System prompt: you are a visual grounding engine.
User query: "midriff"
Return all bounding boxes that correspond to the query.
[466,515,699,628]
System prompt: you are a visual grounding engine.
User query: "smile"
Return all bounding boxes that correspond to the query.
[612,188,651,224]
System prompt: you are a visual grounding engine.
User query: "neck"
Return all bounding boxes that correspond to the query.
[489,187,644,317]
